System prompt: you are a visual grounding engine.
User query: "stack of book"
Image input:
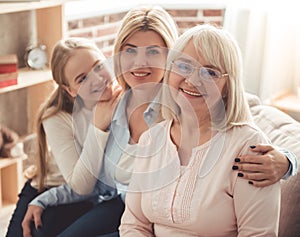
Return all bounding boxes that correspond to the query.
[0,54,18,88]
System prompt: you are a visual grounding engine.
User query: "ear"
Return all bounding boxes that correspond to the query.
[62,85,77,98]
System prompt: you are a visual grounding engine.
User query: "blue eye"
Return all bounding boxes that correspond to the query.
[147,49,160,55]
[174,61,193,74]
[200,67,219,79]
[125,48,137,54]
[94,63,104,73]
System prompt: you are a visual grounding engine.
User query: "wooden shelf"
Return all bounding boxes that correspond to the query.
[0,0,67,14]
[0,67,52,94]
[0,156,26,208]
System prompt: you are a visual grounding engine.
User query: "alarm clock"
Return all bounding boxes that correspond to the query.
[25,45,48,70]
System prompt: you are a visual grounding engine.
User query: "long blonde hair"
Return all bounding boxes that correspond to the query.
[113,5,178,90]
[35,37,103,191]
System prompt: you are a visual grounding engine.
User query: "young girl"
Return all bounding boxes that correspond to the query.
[120,24,281,236]
[6,37,122,237]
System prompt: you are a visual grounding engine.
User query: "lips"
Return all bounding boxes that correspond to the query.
[180,88,203,97]
[131,72,150,77]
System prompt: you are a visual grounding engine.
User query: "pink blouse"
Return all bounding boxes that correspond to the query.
[120,120,280,237]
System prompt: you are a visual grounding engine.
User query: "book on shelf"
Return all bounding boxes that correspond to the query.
[0,71,18,88]
[0,54,18,72]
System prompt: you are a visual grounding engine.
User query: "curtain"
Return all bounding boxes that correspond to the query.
[223,0,300,101]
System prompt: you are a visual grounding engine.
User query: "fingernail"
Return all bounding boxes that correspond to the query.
[232,165,238,170]
[248,181,253,185]
[37,225,42,230]
[238,172,244,177]
[250,145,256,149]
[234,158,240,162]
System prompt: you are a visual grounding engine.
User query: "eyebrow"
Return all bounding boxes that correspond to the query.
[74,59,101,83]
[123,43,162,49]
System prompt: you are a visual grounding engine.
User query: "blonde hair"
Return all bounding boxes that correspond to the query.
[163,24,252,130]
[113,5,178,90]
[35,37,104,191]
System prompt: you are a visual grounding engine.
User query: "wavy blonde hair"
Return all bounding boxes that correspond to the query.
[35,37,104,191]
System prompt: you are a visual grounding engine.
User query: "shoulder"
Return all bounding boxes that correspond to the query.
[229,123,270,144]
[43,110,72,130]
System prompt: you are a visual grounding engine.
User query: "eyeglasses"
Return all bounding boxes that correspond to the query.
[171,59,228,82]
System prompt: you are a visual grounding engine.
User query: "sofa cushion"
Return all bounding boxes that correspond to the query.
[250,103,300,237]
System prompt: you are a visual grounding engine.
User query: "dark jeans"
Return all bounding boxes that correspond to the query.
[5,180,93,237]
[6,180,39,237]
[57,195,125,237]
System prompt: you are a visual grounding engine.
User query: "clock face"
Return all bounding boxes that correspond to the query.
[26,47,47,69]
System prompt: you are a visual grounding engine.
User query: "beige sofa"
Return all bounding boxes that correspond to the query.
[248,93,300,237]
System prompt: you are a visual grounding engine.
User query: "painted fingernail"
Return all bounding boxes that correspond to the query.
[238,173,244,177]
[250,145,256,149]
[248,181,253,185]
[234,158,240,162]
[232,165,238,170]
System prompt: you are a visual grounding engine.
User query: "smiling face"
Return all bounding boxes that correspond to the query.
[63,48,114,106]
[119,30,168,89]
[168,40,227,115]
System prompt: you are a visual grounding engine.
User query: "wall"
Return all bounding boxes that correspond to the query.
[65,7,225,56]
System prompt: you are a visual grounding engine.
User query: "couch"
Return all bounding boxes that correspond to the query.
[247,93,300,237]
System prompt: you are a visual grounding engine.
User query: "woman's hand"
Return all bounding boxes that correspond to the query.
[22,205,44,237]
[233,144,289,187]
[93,84,122,131]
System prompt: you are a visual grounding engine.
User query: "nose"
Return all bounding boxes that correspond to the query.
[134,49,148,67]
[185,75,202,87]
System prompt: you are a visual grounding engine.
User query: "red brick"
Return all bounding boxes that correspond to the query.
[167,9,198,17]
[203,9,223,17]
[68,31,93,38]
[68,20,80,30]
[96,24,119,37]
[82,16,105,27]
[176,21,204,28]
[108,12,127,22]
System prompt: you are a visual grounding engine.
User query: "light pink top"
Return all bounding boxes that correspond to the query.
[120,120,280,237]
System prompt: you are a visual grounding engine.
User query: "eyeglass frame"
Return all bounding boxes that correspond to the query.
[171,59,228,82]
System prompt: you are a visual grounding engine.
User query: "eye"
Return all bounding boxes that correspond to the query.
[125,47,137,54]
[200,67,219,79]
[174,60,193,74]
[78,75,87,84]
[93,63,104,73]
[147,48,160,55]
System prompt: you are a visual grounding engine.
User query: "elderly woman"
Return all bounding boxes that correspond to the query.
[120,24,280,236]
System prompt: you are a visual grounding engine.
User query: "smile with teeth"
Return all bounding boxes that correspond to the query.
[181,88,202,97]
[131,72,150,77]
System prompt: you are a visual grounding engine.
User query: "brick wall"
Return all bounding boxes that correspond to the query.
[66,8,225,57]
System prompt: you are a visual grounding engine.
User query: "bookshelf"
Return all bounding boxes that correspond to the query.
[0,0,67,209]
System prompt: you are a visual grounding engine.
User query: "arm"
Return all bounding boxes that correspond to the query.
[43,114,109,194]
[29,184,98,209]
[22,184,98,237]
[234,132,281,236]
[234,144,298,187]
[119,192,154,236]
[234,178,280,236]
